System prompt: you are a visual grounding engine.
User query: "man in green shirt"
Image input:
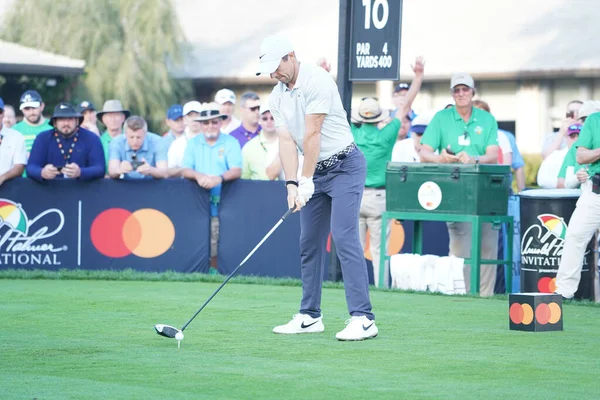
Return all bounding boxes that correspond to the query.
[13,90,52,155]
[555,111,600,299]
[420,72,500,297]
[97,100,130,172]
[351,57,424,287]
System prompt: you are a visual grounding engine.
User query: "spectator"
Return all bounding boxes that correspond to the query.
[473,99,526,192]
[351,57,424,287]
[537,123,581,189]
[215,88,241,134]
[390,82,417,121]
[182,104,242,270]
[542,100,582,159]
[167,101,205,176]
[557,100,600,188]
[108,116,167,180]
[77,101,100,135]
[0,98,27,185]
[242,104,281,180]
[13,90,52,156]
[98,100,130,170]
[229,92,262,148]
[26,102,105,182]
[420,72,500,297]
[391,112,432,162]
[2,104,17,128]
[162,104,185,150]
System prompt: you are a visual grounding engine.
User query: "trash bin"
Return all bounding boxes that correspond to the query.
[519,189,595,300]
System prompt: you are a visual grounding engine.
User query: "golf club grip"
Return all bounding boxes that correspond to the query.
[181,207,295,331]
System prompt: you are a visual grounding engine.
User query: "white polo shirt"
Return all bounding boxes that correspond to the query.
[168,129,202,168]
[0,127,27,175]
[269,63,353,161]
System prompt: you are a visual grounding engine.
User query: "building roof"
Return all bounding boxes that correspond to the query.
[0,39,85,76]
[174,0,600,82]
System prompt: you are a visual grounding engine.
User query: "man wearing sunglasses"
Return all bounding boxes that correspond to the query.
[229,92,262,149]
[182,103,242,272]
[419,72,500,297]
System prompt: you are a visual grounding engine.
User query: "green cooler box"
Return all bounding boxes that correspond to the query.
[386,163,511,215]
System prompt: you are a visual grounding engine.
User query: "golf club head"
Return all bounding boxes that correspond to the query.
[154,324,180,339]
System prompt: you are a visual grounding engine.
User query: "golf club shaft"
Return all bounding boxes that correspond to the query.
[181,207,295,331]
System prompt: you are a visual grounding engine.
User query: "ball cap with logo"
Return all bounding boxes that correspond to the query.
[20,90,43,110]
[256,34,294,76]
[167,104,183,120]
[49,102,84,127]
[77,101,95,113]
[450,72,475,89]
[214,89,236,105]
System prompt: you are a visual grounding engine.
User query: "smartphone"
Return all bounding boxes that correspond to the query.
[445,146,456,155]
[56,166,64,172]
[131,160,143,170]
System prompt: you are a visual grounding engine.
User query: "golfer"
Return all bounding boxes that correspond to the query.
[256,34,377,341]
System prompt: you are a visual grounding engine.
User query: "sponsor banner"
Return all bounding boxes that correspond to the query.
[0,179,210,273]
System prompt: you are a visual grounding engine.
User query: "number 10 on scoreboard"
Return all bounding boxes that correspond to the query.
[349,0,403,81]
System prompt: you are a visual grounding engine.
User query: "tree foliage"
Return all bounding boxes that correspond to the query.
[0,0,191,132]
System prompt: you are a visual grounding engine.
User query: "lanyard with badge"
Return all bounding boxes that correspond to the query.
[458,130,471,147]
[54,129,79,165]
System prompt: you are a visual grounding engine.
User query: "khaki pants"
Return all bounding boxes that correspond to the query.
[447,221,498,297]
[556,184,600,298]
[211,216,219,258]
[359,188,389,287]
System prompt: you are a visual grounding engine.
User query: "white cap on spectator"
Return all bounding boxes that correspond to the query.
[215,89,236,105]
[256,34,294,76]
[450,72,475,89]
[259,104,270,115]
[183,101,203,116]
[578,100,600,119]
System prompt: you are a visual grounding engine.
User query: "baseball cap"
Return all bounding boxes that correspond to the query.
[182,101,203,116]
[167,104,183,120]
[77,101,95,113]
[409,113,433,135]
[215,89,236,105]
[394,83,410,93]
[20,90,43,110]
[259,104,270,115]
[450,72,475,89]
[577,100,600,120]
[567,123,582,135]
[256,34,294,76]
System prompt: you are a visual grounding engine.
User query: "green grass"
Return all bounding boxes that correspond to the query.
[1,273,599,399]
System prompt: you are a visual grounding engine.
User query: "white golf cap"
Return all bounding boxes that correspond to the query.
[215,89,236,105]
[182,101,203,116]
[256,34,294,76]
[259,104,270,115]
[450,72,475,89]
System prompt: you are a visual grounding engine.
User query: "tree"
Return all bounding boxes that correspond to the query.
[0,0,192,132]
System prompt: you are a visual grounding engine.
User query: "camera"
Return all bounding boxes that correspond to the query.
[131,154,143,170]
[592,174,600,194]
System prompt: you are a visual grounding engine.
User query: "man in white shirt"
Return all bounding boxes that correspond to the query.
[391,113,432,163]
[257,34,377,341]
[167,101,205,177]
[0,98,27,184]
[215,89,241,134]
[537,124,581,189]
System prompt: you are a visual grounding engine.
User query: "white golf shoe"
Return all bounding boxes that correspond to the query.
[335,316,378,341]
[272,313,324,334]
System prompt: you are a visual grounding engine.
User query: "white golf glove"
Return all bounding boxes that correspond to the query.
[296,176,315,207]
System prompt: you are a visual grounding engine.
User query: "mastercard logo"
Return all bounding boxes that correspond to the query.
[538,277,557,293]
[510,302,562,325]
[91,208,175,258]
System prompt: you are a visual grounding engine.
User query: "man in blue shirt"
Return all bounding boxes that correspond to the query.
[182,104,242,270]
[108,116,168,180]
[26,103,105,181]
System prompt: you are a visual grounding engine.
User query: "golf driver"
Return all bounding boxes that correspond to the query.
[155,206,295,346]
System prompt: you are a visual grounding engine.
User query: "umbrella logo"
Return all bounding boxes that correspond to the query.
[537,214,567,242]
[0,200,28,235]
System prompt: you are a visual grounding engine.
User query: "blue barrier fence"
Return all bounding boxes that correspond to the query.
[0,178,522,288]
